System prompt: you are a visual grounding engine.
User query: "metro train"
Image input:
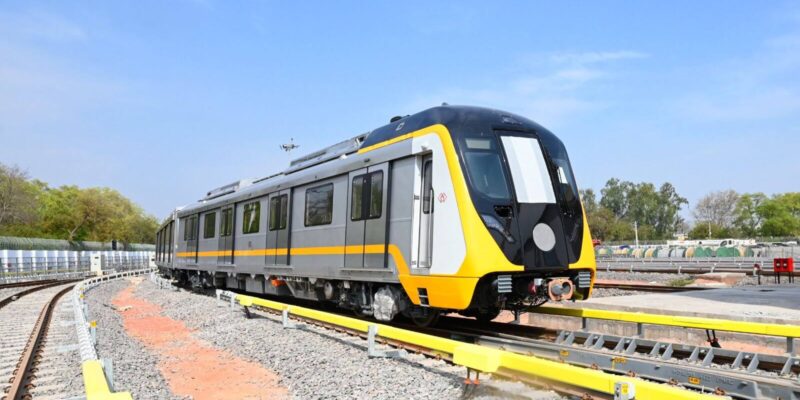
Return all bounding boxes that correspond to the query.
[154,105,596,326]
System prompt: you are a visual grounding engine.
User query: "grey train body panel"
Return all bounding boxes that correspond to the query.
[162,128,416,285]
[387,157,415,275]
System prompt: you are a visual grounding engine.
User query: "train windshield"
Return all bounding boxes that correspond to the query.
[499,136,557,204]
[461,138,512,200]
[538,135,580,206]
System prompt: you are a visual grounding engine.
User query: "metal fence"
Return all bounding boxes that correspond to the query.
[0,250,154,283]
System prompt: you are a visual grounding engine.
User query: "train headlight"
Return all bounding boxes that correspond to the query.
[533,223,556,252]
[480,214,515,243]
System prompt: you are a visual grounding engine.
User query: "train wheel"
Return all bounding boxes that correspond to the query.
[411,309,440,327]
[475,308,501,323]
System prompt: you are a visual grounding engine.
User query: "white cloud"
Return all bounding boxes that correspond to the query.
[674,22,800,122]
[406,50,644,128]
[549,50,649,65]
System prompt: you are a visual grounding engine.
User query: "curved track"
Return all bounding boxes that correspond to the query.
[0,282,79,400]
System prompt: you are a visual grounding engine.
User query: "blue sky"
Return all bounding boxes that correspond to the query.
[1,1,799,220]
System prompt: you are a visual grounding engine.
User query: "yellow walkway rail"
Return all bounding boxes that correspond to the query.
[235,294,725,400]
[534,306,800,338]
[82,360,133,400]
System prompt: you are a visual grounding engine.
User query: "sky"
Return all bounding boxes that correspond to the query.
[1,1,799,220]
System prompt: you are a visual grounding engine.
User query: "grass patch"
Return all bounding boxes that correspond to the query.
[667,277,695,287]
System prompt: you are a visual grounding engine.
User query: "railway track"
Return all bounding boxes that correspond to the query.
[199,279,799,400]
[599,261,799,277]
[0,281,83,400]
[429,317,800,400]
[592,279,712,292]
[0,281,59,291]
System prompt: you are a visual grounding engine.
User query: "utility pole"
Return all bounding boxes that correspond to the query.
[634,221,639,249]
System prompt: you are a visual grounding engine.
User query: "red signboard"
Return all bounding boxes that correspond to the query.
[773,258,795,273]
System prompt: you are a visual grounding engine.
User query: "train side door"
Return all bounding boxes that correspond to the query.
[363,164,388,268]
[267,190,291,265]
[417,156,434,268]
[217,207,234,264]
[275,189,291,265]
[345,168,368,268]
[186,214,199,263]
[346,164,389,269]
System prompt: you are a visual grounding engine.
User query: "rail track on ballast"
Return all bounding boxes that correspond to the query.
[0,280,61,291]
[0,280,83,400]
[144,272,800,400]
[592,280,713,292]
[598,260,799,277]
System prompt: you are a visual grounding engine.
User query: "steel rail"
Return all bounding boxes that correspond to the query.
[424,318,799,400]
[0,279,58,290]
[6,284,74,400]
[599,263,800,277]
[593,280,712,292]
[533,305,800,339]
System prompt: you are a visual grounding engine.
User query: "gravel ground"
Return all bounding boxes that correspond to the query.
[0,287,32,299]
[86,280,178,400]
[86,278,563,400]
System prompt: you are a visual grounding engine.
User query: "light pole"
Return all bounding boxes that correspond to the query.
[634,220,639,249]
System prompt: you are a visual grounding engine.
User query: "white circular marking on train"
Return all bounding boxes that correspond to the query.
[533,223,556,252]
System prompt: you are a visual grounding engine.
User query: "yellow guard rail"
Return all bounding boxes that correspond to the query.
[534,306,800,338]
[82,360,133,400]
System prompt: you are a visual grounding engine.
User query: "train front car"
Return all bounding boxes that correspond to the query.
[362,106,596,323]
[154,105,594,327]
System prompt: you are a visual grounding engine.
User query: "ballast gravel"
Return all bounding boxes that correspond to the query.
[86,278,563,400]
[86,280,178,400]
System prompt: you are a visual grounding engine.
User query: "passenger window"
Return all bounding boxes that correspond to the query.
[422,161,433,214]
[351,176,364,220]
[242,202,261,234]
[184,216,198,240]
[305,183,334,226]
[203,212,216,238]
[351,171,383,221]
[269,195,288,231]
[220,208,233,237]
[279,195,288,229]
[369,171,383,219]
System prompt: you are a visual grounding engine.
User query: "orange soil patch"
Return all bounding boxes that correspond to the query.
[112,279,289,399]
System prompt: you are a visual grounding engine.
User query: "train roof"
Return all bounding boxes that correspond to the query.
[362,105,550,149]
[172,105,556,218]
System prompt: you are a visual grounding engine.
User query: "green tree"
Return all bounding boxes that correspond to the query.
[593,178,687,240]
[0,164,44,232]
[599,178,632,218]
[579,188,598,215]
[733,193,767,237]
[687,222,736,240]
[758,193,800,237]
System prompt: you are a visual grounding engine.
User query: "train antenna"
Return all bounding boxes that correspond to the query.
[280,138,299,153]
